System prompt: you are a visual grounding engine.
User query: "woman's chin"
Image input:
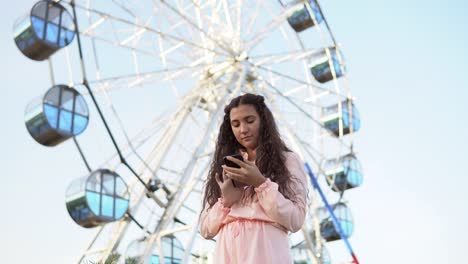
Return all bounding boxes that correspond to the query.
[242,143,258,150]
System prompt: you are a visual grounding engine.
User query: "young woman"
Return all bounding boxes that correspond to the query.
[200,93,308,263]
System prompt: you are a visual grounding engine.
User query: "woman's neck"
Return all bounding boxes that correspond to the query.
[246,148,256,161]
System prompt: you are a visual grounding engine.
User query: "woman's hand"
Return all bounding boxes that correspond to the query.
[215,171,243,207]
[222,153,267,188]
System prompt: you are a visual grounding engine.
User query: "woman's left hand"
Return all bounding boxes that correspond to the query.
[222,153,267,187]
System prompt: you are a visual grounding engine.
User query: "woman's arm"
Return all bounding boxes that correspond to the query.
[199,197,231,239]
[200,170,244,239]
[254,152,308,233]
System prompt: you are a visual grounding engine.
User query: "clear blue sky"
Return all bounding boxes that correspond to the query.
[2,0,467,263]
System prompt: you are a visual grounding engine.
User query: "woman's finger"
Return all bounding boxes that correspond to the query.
[222,169,227,181]
[241,153,254,165]
[227,171,246,183]
[242,152,249,161]
[215,173,222,187]
[222,165,242,175]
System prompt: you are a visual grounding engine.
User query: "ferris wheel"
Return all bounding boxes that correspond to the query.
[14,0,363,263]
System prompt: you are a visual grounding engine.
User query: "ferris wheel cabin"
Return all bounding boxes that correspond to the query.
[126,235,184,264]
[309,47,346,83]
[13,0,75,61]
[316,203,354,242]
[286,0,323,32]
[292,241,331,264]
[324,154,363,192]
[65,169,130,228]
[322,100,360,137]
[24,85,89,146]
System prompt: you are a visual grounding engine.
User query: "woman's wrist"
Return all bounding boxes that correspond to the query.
[220,196,234,208]
[254,178,272,193]
[253,175,267,188]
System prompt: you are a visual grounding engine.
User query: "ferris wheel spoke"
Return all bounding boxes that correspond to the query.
[235,0,243,38]
[249,48,319,66]
[260,77,352,150]
[111,0,139,19]
[264,84,323,130]
[191,0,241,50]
[81,30,159,57]
[274,121,325,167]
[81,20,216,63]
[116,14,158,47]
[267,98,324,171]
[96,90,169,179]
[252,63,340,97]
[96,115,170,173]
[244,0,265,37]
[190,0,250,58]
[70,1,230,57]
[159,0,235,56]
[186,0,242,66]
[82,58,227,95]
[83,14,189,64]
[219,0,234,33]
[156,1,220,60]
[83,34,207,68]
[244,9,289,52]
[191,0,217,64]
[298,138,326,164]
[268,84,310,100]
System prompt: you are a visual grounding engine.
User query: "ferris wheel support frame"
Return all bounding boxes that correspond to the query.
[140,65,248,263]
[78,87,214,262]
[260,90,321,264]
[80,53,240,261]
[305,163,360,264]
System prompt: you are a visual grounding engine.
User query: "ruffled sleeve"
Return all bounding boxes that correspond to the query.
[199,197,231,239]
[254,152,308,233]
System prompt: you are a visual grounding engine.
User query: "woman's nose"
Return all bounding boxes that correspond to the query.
[240,123,249,133]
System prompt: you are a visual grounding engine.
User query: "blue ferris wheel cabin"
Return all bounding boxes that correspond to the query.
[65,169,130,228]
[24,85,89,146]
[13,0,75,61]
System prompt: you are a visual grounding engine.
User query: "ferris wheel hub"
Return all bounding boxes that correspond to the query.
[234,51,248,62]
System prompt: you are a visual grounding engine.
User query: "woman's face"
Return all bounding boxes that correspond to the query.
[229,104,261,150]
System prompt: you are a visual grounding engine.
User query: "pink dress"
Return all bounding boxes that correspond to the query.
[200,151,308,264]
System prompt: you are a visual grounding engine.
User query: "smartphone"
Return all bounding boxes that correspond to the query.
[223,153,244,168]
[222,154,246,188]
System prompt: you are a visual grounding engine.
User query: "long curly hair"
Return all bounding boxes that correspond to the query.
[202,93,297,210]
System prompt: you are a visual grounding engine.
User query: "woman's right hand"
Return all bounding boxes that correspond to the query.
[215,171,243,207]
